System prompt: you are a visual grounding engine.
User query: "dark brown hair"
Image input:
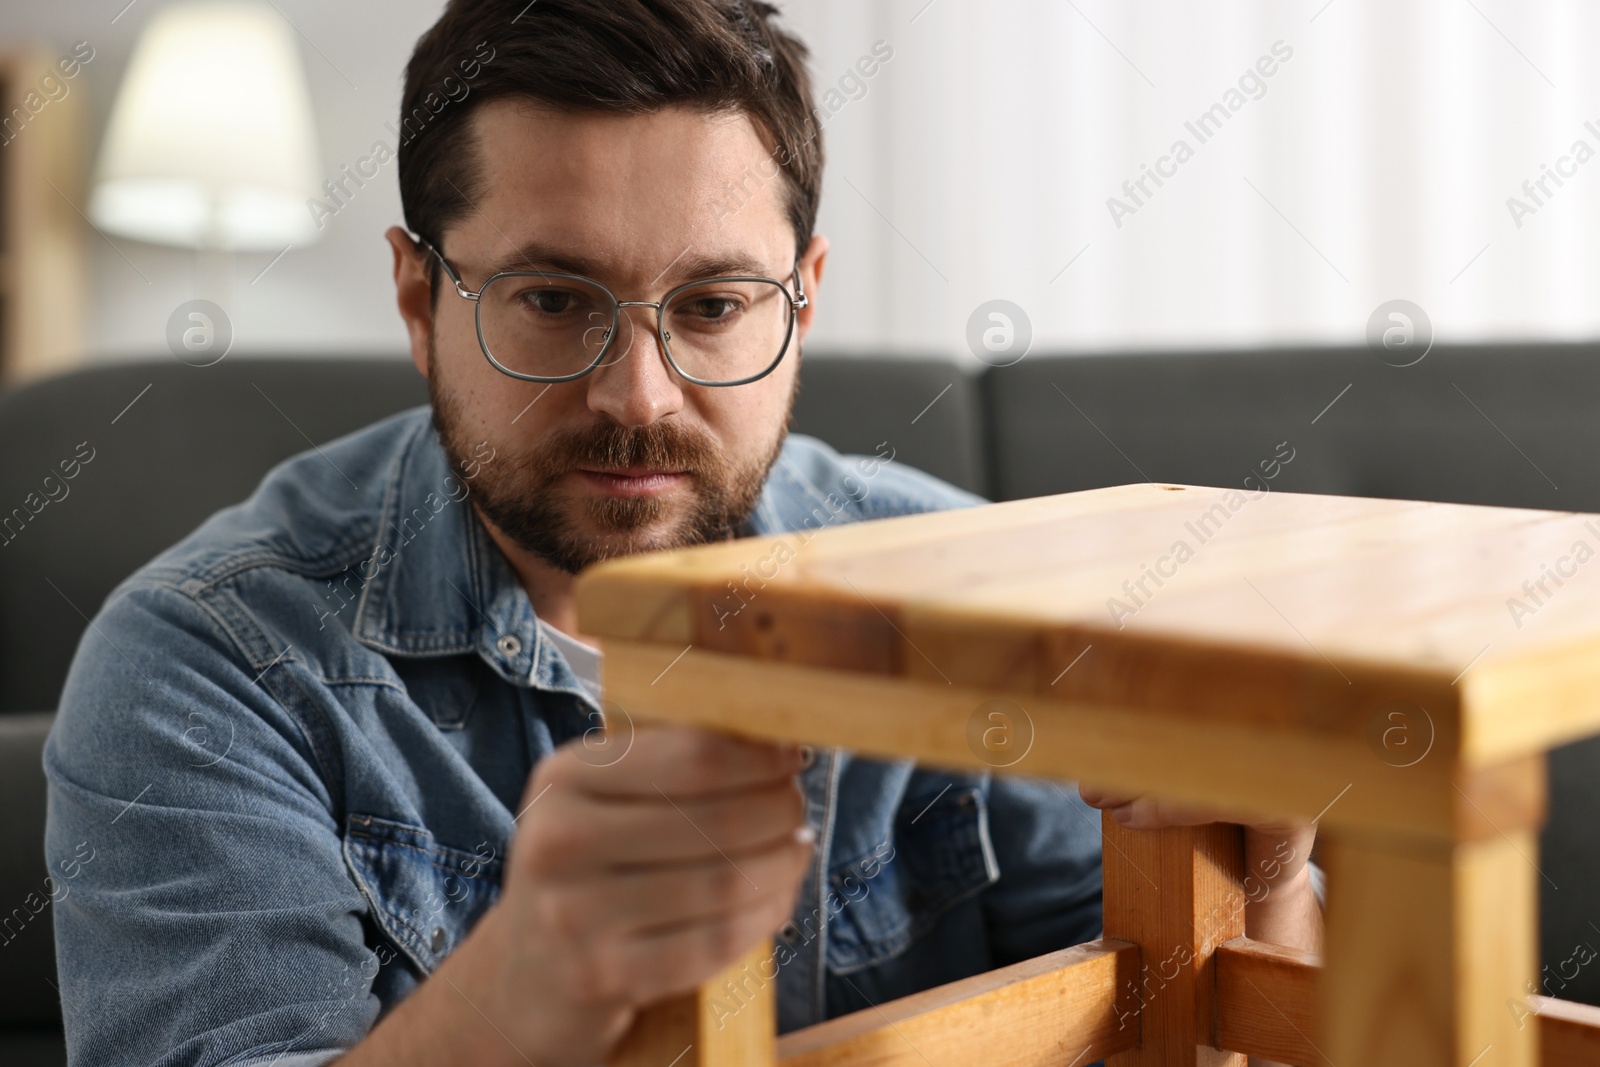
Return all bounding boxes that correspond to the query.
[398,0,822,296]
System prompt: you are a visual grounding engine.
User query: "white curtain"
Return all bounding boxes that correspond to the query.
[782,0,1600,362]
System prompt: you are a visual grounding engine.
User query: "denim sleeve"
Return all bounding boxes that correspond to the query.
[44,582,376,1066]
[978,774,1104,967]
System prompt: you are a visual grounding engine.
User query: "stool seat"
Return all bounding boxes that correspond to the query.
[577,484,1600,1066]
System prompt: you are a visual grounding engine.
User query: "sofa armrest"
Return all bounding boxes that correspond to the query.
[0,713,61,1027]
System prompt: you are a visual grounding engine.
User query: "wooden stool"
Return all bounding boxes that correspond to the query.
[576,483,1600,1066]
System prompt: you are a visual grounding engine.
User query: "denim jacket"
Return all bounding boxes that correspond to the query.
[44,406,1103,1066]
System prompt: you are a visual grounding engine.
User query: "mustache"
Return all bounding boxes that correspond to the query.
[533,420,723,475]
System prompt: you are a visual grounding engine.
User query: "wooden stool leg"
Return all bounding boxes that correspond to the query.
[608,938,776,1067]
[1320,829,1538,1067]
[1102,814,1247,1066]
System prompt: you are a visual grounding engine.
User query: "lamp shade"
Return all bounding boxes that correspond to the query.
[89,0,324,250]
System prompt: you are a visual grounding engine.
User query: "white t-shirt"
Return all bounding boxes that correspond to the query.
[537,619,603,701]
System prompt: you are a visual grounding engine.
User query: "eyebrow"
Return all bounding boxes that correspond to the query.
[478,243,780,284]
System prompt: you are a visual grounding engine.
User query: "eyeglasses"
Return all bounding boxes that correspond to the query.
[409,232,808,387]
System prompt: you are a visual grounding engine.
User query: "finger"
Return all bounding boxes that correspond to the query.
[539,724,806,800]
[1078,783,1139,809]
[551,831,814,942]
[1244,822,1318,876]
[1242,817,1316,840]
[1081,785,1285,829]
[603,883,803,1006]
[522,778,809,874]
[1108,795,1230,830]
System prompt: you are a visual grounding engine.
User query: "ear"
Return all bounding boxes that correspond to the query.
[793,233,829,349]
[386,225,434,379]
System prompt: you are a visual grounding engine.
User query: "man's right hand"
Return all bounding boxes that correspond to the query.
[341,725,815,1067]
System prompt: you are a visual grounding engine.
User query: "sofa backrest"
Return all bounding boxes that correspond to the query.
[0,359,430,714]
[789,352,987,494]
[984,343,1596,512]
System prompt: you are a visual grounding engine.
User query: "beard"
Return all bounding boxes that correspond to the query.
[428,343,795,575]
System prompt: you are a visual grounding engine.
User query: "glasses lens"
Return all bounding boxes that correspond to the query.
[478,273,618,379]
[663,279,793,384]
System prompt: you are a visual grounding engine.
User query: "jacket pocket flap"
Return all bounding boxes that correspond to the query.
[342,813,501,974]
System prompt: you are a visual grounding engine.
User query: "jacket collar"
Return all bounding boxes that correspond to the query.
[349,417,591,700]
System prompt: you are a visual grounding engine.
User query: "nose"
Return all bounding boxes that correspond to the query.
[584,303,686,427]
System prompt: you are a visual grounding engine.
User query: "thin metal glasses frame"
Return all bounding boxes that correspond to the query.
[409,231,808,387]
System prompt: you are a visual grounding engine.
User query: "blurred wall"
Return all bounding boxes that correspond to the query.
[1,0,1596,367]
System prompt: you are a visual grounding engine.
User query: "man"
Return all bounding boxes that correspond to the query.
[45,2,1321,1064]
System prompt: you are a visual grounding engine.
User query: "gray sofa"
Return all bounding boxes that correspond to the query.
[4,345,1599,1061]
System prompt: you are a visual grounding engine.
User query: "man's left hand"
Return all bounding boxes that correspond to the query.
[1077,785,1323,954]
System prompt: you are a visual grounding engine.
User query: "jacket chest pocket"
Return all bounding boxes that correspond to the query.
[824,782,999,975]
[343,814,503,974]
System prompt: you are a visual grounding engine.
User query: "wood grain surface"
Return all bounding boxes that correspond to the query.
[775,939,1138,1066]
[576,484,1600,767]
[1213,938,1324,1065]
[1102,817,1245,1066]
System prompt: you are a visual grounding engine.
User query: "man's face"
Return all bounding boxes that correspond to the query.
[399,98,825,574]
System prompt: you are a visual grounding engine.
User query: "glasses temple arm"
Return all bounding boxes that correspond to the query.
[407,230,478,300]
